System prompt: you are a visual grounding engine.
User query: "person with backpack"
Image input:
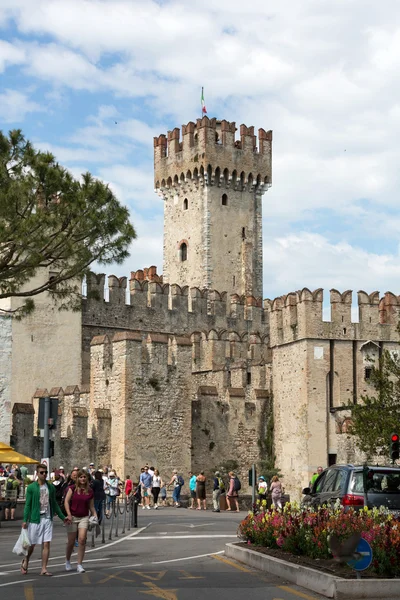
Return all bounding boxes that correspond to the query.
[168,469,184,507]
[4,473,19,520]
[226,471,240,512]
[212,471,225,512]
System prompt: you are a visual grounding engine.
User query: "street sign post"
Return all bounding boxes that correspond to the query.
[347,538,372,576]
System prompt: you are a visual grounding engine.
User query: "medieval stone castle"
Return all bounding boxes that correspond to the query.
[1,116,399,500]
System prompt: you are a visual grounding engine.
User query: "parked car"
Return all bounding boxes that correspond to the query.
[302,464,400,513]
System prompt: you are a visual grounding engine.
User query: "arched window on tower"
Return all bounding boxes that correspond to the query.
[183,198,188,210]
[222,193,228,206]
[180,243,188,262]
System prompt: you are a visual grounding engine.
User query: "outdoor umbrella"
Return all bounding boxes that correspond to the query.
[0,444,39,464]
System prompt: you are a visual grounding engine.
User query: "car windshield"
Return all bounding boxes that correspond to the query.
[351,470,400,494]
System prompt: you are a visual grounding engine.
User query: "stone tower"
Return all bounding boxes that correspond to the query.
[154,116,272,298]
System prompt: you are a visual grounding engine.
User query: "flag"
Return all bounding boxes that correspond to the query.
[201,87,207,114]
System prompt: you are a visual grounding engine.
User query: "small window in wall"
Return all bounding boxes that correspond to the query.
[247,371,251,385]
[365,367,372,381]
[180,243,187,262]
[242,227,246,239]
[222,193,228,205]
[183,198,188,210]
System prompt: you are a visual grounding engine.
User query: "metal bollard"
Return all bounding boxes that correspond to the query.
[108,504,114,540]
[101,501,106,544]
[133,499,138,528]
[115,500,119,537]
[122,498,127,534]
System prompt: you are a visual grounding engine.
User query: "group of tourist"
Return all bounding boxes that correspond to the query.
[8,458,285,577]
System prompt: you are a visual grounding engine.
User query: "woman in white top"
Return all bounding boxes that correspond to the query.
[151,469,162,509]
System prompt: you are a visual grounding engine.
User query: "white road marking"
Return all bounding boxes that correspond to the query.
[109,550,225,569]
[0,525,149,570]
[181,523,216,528]
[0,557,109,575]
[0,578,36,587]
[130,535,236,539]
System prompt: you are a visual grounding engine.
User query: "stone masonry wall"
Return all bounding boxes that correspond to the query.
[90,332,193,480]
[0,316,12,443]
[190,364,271,491]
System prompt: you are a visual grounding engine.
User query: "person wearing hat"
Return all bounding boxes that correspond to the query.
[88,463,95,477]
[258,476,268,507]
[212,471,225,513]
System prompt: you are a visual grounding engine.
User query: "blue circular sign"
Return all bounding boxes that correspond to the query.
[347,538,373,571]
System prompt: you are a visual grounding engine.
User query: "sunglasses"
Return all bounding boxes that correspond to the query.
[39,471,48,475]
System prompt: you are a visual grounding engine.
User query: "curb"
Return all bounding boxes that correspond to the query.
[225,542,399,599]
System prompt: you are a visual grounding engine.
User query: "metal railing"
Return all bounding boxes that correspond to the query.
[90,496,138,548]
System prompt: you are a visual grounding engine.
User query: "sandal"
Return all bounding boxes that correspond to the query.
[21,559,28,575]
[40,571,53,576]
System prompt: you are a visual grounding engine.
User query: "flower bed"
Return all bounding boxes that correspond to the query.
[238,503,400,577]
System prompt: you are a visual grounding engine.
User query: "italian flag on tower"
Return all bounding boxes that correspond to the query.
[201,87,207,114]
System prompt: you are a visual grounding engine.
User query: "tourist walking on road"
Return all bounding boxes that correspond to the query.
[226,471,240,512]
[212,471,225,512]
[188,471,197,509]
[64,470,95,573]
[270,475,283,509]
[140,466,152,509]
[91,470,106,523]
[258,476,268,507]
[21,463,69,576]
[151,469,162,508]
[168,469,183,507]
[196,471,207,510]
[104,471,119,515]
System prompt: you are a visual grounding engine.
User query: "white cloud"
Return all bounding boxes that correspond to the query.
[0,40,25,72]
[3,0,400,298]
[0,89,42,123]
[263,232,400,298]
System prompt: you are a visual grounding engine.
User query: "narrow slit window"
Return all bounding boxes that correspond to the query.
[365,367,372,381]
[242,227,246,239]
[222,193,228,205]
[180,243,187,261]
[183,198,188,210]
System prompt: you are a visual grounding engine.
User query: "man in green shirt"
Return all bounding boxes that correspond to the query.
[21,464,70,576]
[310,466,324,487]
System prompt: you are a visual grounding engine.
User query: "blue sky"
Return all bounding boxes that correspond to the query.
[1,0,400,310]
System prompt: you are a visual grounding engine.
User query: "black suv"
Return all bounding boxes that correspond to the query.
[302,464,400,512]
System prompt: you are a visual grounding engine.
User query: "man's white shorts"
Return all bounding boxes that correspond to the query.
[28,517,53,545]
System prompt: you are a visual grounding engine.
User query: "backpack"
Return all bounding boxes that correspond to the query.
[177,475,184,487]
[233,477,241,492]
[218,477,225,492]
[6,478,14,491]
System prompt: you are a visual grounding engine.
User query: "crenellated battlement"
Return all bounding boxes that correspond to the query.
[268,288,400,346]
[83,270,268,340]
[154,116,272,195]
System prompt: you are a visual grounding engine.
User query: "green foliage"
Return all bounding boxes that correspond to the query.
[0,129,136,315]
[258,396,282,482]
[349,349,400,459]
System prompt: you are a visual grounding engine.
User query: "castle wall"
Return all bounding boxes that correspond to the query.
[90,332,193,479]
[190,366,271,489]
[0,316,12,443]
[0,268,82,422]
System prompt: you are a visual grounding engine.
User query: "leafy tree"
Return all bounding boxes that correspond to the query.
[0,130,136,315]
[349,349,400,460]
